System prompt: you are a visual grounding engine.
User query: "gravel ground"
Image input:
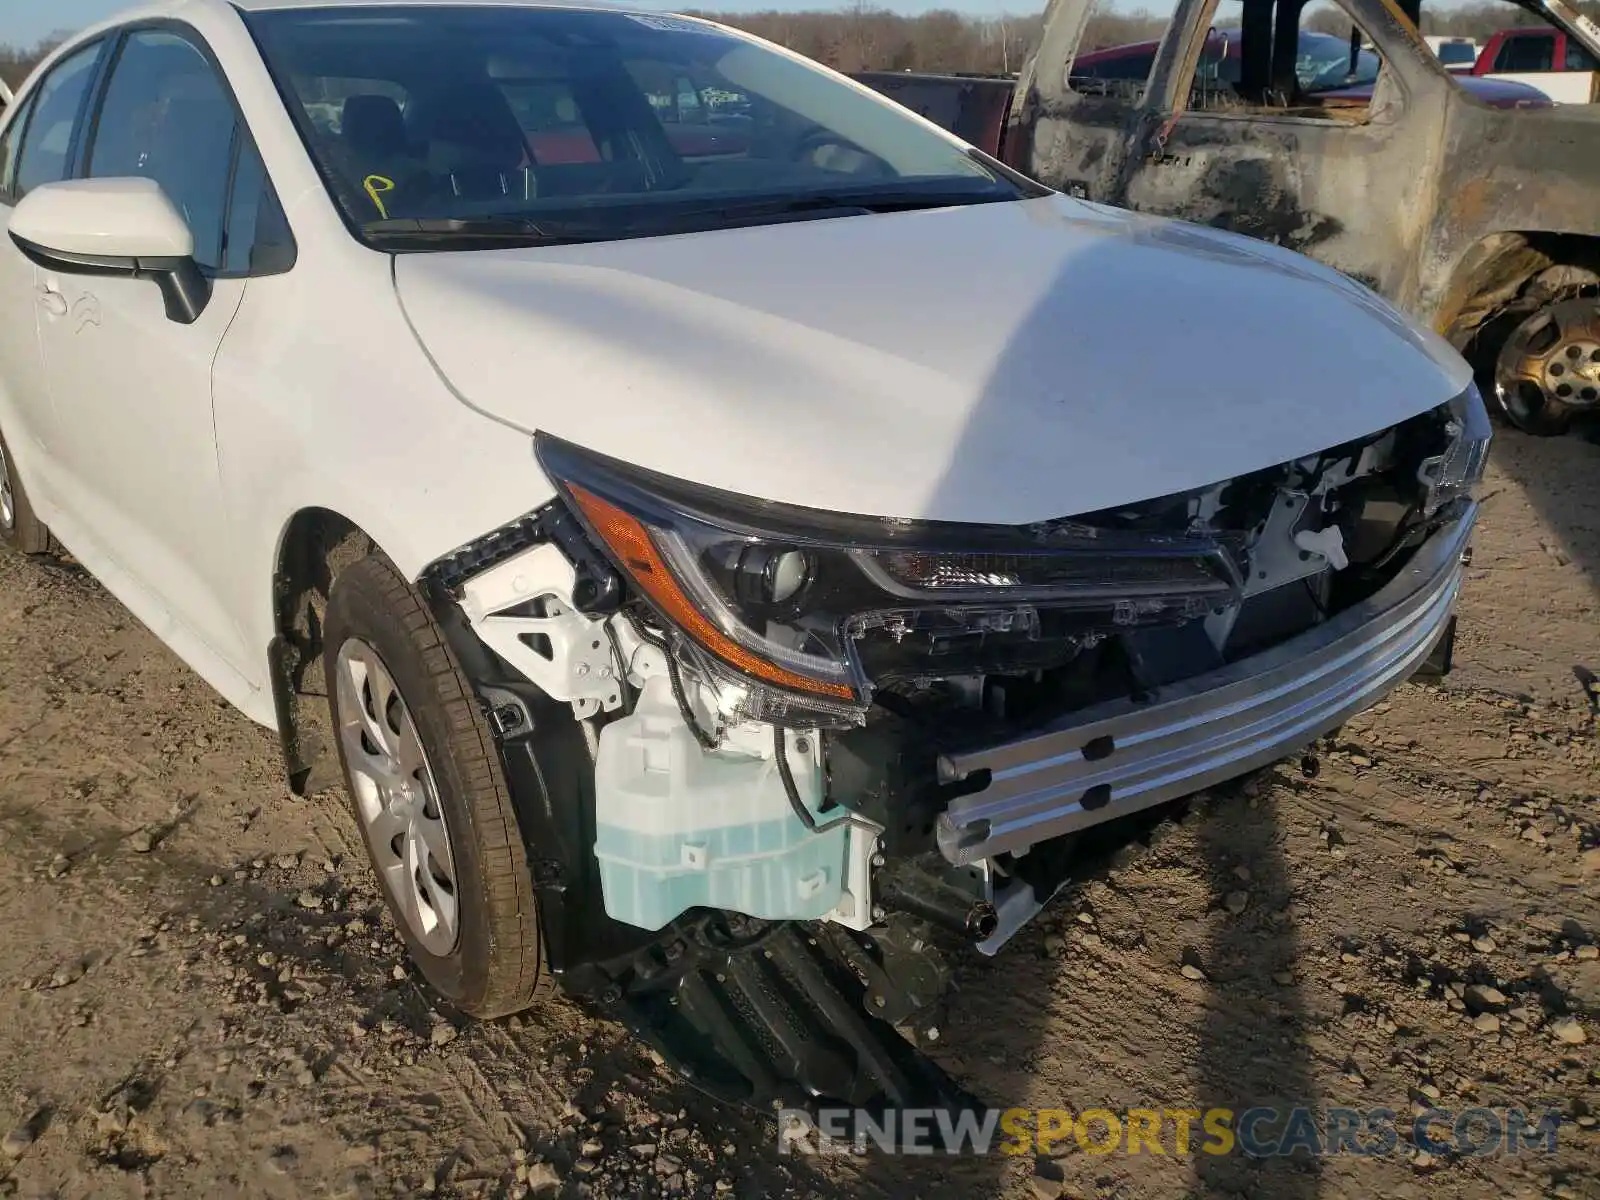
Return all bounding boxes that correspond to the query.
[0,427,1595,1200]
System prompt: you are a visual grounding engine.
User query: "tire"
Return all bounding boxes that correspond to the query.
[1486,299,1600,438]
[0,427,56,555]
[322,553,552,1017]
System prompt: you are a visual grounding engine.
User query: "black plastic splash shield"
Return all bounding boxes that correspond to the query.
[579,911,982,1124]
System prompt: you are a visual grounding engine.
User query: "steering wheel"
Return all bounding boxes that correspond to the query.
[790,129,892,178]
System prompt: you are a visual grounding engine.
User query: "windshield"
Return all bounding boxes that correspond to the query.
[1436,42,1477,67]
[245,5,1024,247]
[1294,32,1380,92]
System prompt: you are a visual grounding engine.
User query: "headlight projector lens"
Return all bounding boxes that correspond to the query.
[736,544,812,607]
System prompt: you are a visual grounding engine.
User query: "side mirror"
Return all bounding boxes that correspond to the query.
[8,177,210,324]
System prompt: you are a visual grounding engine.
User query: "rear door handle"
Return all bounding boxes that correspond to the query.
[37,287,67,317]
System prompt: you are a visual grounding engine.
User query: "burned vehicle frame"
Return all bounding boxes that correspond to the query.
[396,394,1487,1114]
[1004,0,1600,437]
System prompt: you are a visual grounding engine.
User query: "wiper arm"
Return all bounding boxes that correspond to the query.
[368,202,883,245]
[573,189,1008,234]
[361,187,1020,248]
[361,216,599,245]
[715,189,1015,216]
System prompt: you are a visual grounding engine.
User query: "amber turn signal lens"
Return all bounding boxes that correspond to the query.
[567,484,856,701]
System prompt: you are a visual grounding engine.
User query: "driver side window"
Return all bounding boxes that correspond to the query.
[86,31,237,272]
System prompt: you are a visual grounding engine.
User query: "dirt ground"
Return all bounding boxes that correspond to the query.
[0,426,1595,1200]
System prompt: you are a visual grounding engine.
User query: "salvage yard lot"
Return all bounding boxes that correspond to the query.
[0,427,1595,1200]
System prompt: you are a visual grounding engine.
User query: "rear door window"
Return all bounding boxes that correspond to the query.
[13,41,103,199]
[0,88,38,204]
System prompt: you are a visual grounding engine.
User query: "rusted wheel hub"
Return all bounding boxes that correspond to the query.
[1494,298,1600,435]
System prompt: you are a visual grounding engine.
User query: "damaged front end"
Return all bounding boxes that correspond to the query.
[421,387,1488,1114]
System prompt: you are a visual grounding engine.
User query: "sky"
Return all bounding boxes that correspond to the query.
[0,0,1487,51]
[2,0,1061,49]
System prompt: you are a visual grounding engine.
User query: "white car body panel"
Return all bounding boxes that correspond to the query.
[0,0,1475,744]
[397,195,1469,526]
[34,262,251,673]
[209,251,555,712]
[11,176,197,259]
[1482,71,1595,103]
[0,197,40,479]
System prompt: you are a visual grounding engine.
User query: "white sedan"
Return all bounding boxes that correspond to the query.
[0,0,1487,1108]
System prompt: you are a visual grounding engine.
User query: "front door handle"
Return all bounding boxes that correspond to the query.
[37,287,67,318]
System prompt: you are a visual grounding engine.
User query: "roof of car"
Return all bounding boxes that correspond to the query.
[227,0,633,10]
[39,0,699,77]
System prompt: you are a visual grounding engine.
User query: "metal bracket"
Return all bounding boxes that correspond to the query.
[458,542,623,720]
[823,825,880,932]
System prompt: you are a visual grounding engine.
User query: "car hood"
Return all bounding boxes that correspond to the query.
[1322,75,1551,107]
[395,195,1470,525]
[1455,75,1554,106]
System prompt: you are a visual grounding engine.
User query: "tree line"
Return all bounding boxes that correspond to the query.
[686,3,1600,74]
[3,2,1598,90]
[0,36,64,89]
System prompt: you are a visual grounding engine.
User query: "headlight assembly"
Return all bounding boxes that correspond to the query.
[535,434,1245,725]
[1418,383,1492,517]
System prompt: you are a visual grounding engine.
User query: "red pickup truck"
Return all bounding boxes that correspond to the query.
[1470,25,1600,102]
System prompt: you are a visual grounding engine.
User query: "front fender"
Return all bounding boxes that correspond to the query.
[211,250,556,699]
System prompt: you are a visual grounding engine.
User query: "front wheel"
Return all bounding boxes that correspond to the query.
[0,428,56,555]
[323,554,552,1017]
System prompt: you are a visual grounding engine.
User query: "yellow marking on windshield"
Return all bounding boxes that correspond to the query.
[363,174,395,219]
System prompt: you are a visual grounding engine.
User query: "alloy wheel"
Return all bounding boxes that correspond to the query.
[0,440,14,533]
[335,637,460,954]
[1494,298,1600,434]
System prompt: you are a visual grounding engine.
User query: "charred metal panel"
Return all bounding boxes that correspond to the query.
[1420,102,1600,334]
[1013,0,1600,340]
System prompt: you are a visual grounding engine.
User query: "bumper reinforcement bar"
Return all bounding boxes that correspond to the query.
[937,505,1477,868]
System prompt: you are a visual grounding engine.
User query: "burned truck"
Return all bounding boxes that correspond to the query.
[861,0,1600,438]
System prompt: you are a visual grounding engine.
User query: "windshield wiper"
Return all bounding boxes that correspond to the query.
[568,188,1014,234]
[361,216,600,245]
[361,187,1019,249]
[707,188,1016,217]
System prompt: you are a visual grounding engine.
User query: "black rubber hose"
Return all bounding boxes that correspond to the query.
[665,642,721,751]
[635,625,720,750]
[774,726,856,835]
[603,622,636,717]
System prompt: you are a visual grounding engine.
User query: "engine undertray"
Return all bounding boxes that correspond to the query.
[571,911,981,1126]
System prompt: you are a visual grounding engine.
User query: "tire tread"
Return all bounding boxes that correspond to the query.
[327,554,551,1018]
